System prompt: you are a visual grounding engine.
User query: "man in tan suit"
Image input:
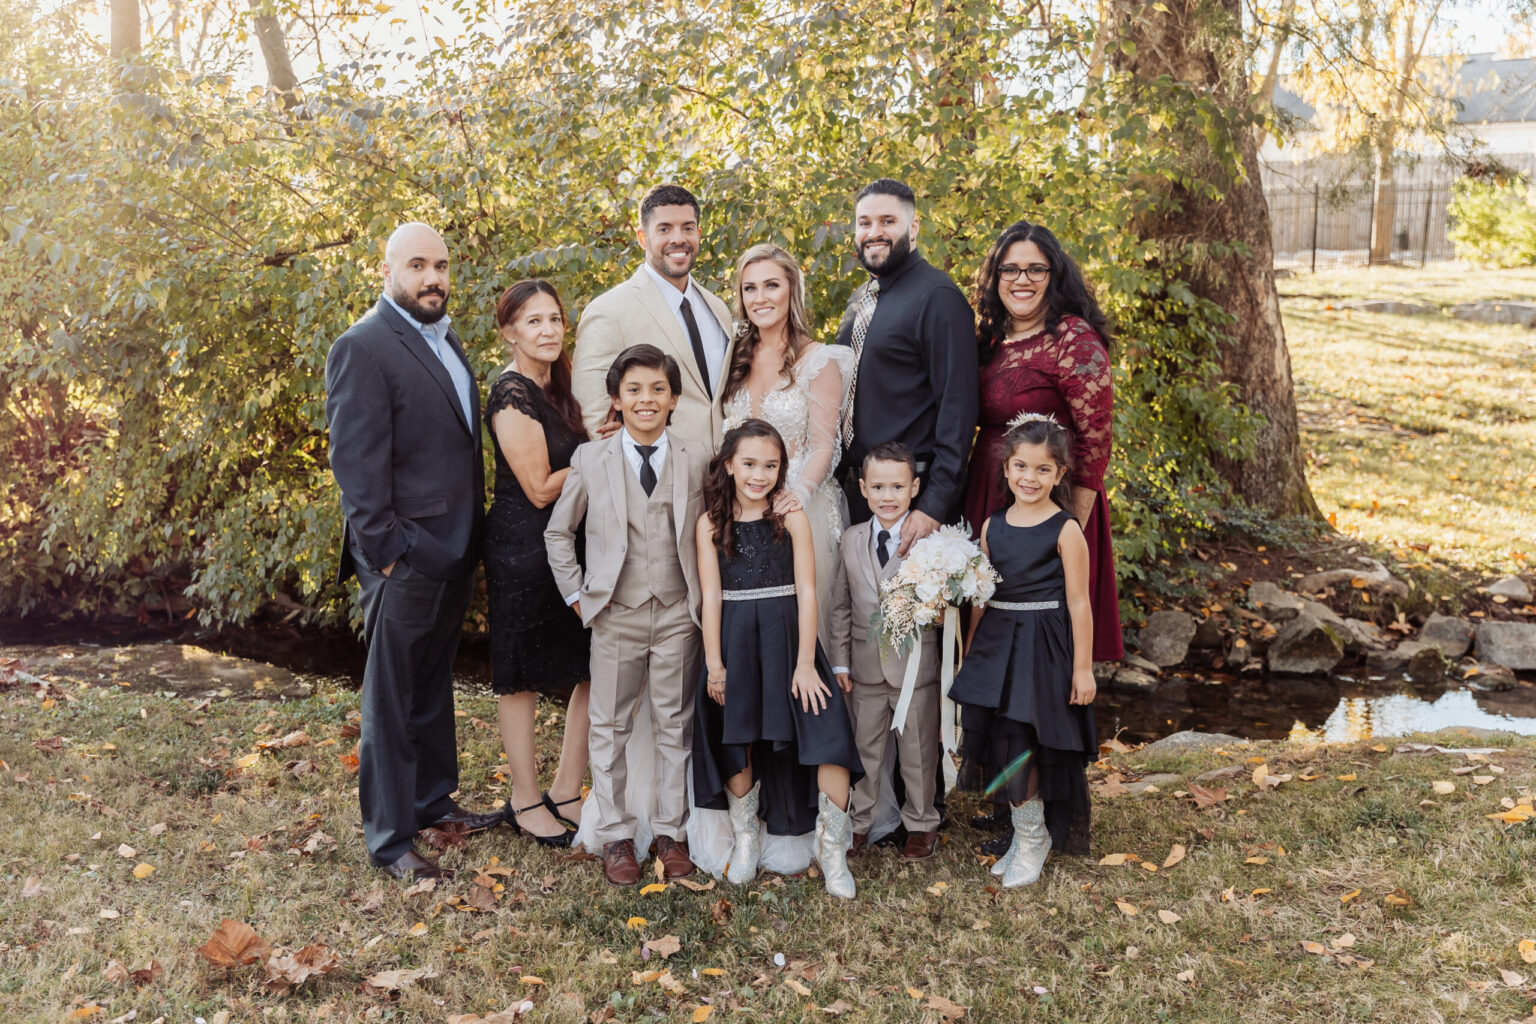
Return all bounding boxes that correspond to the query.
[572,184,735,446]
[830,442,943,861]
[545,345,710,886]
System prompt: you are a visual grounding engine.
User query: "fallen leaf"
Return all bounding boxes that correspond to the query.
[409,921,429,936]
[632,970,664,984]
[785,978,813,997]
[625,916,648,930]
[104,959,130,985]
[674,877,716,892]
[1383,891,1412,906]
[822,1000,853,1015]
[1336,773,1357,782]
[639,883,668,896]
[420,823,470,850]
[402,877,437,896]
[132,862,155,879]
[464,885,496,912]
[117,844,136,859]
[1175,969,1195,982]
[128,960,162,986]
[363,965,438,992]
[264,944,338,992]
[1115,900,1139,916]
[519,975,545,986]
[1158,910,1181,924]
[906,987,924,999]
[198,919,271,967]
[925,994,968,1019]
[1472,776,1494,785]
[657,971,686,995]
[1341,889,1361,903]
[1098,853,1131,866]
[701,967,724,976]
[1186,782,1229,809]
[1431,781,1456,795]
[1301,940,1328,955]
[1519,938,1536,964]
[691,1007,714,1023]
[710,899,732,925]
[299,831,336,856]
[1162,844,1186,869]
[597,949,618,964]
[1500,968,1526,987]
[1245,856,1269,865]
[1251,888,1273,896]
[645,935,683,959]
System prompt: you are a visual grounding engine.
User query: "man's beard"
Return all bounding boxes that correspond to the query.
[391,281,450,324]
[652,245,697,280]
[856,232,912,276]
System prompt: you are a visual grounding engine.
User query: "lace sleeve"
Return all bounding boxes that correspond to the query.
[1052,319,1113,490]
[787,345,853,503]
[485,370,542,423]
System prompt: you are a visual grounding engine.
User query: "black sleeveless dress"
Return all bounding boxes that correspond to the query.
[692,518,864,836]
[949,508,1094,854]
[483,371,590,696]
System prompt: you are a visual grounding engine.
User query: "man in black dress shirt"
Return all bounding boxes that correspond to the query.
[836,179,978,555]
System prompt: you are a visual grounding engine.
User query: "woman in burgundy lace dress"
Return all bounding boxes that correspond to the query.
[963,221,1123,663]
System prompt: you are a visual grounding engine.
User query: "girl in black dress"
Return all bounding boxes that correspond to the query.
[484,280,590,847]
[951,413,1097,888]
[691,420,864,898]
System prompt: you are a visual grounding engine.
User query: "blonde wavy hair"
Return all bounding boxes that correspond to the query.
[720,243,814,407]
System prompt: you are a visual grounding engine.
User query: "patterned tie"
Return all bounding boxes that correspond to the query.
[876,529,891,568]
[636,445,658,496]
[839,278,880,447]
[678,296,712,398]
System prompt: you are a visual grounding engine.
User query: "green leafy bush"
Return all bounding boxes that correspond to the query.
[1448,176,1536,267]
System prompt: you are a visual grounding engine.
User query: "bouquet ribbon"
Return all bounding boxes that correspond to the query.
[892,606,962,791]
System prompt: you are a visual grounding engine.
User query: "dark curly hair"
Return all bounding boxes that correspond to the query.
[996,415,1075,512]
[972,221,1113,365]
[702,418,788,559]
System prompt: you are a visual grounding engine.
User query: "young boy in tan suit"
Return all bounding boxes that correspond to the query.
[545,344,710,886]
[830,442,943,860]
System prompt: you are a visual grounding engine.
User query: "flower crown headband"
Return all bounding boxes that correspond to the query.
[1005,411,1062,431]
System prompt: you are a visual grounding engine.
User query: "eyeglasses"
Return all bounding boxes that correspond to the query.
[998,264,1051,283]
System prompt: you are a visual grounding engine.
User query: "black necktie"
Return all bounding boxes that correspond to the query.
[678,296,712,397]
[636,445,658,496]
[876,529,891,567]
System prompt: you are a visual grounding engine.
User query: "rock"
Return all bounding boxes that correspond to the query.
[1192,764,1246,784]
[1342,618,1389,652]
[1225,635,1255,667]
[1403,643,1449,683]
[1123,653,1162,674]
[1191,616,1224,650]
[1267,611,1348,675]
[1138,610,1197,668]
[1112,667,1160,691]
[1419,614,1474,658]
[1488,576,1534,604]
[1294,557,1409,600]
[1338,299,1436,316]
[1092,661,1119,684]
[1125,773,1180,795]
[1246,581,1346,629]
[1366,645,1410,672]
[1464,662,1517,693]
[1449,300,1536,327]
[1139,731,1245,757]
[1475,621,1536,670]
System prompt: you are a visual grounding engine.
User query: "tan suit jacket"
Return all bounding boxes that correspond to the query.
[572,265,735,446]
[544,431,708,627]
[830,520,940,686]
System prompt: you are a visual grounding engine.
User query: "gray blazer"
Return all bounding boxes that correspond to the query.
[544,432,708,627]
[830,520,940,686]
[324,298,484,583]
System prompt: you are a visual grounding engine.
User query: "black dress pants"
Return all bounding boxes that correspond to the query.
[353,552,473,864]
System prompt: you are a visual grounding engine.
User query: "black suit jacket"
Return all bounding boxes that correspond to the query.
[325,297,485,584]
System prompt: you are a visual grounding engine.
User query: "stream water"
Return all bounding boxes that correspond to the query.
[5,618,1535,743]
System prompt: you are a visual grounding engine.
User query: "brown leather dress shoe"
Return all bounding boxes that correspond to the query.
[602,839,641,886]
[901,829,940,861]
[426,806,504,834]
[379,848,452,881]
[847,832,869,859]
[653,835,696,879]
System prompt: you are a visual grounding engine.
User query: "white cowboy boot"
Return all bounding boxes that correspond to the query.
[725,782,761,885]
[814,793,857,900]
[1001,798,1051,888]
[990,828,1019,877]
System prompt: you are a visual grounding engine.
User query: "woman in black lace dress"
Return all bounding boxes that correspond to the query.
[485,280,590,846]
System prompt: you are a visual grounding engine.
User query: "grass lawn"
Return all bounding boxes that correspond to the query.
[3,676,1534,1023]
[1280,265,1536,577]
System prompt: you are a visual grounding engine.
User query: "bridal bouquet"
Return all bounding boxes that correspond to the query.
[871,524,999,757]
[872,524,998,656]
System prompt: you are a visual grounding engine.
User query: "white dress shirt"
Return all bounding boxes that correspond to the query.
[642,262,729,390]
[382,293,473,428]
[564,428,673,607]
[833,512,909,676]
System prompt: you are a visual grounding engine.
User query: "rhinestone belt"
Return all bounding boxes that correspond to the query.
[987,599,1061,611]
[721,584,798,601]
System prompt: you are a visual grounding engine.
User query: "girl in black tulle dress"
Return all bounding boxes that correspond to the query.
[691,419,863,898]
[951,414,1097,888]
[484,281,591,847]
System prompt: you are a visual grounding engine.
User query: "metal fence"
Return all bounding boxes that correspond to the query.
[1264,183,1454,271]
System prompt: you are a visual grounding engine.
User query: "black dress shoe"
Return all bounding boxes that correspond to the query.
[970,809,1009,832]
[380,848,451,881]
[980,832,1011,857]
[426,806,504,833]
[506,801,573,848]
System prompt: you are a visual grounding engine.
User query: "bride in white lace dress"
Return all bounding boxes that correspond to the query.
[718,244,852,649]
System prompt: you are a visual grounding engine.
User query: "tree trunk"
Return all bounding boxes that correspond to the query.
[1113,0,1320,518]
[1254,0,1296,109]
[1368,144,1397,263]
[110,0,140,56]
[248,0,302,109]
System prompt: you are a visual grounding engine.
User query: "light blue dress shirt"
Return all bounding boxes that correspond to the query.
[383,292,474,428]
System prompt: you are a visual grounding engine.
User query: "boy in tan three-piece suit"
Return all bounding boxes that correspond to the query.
[545,345,710,887]
[830,443,943,862]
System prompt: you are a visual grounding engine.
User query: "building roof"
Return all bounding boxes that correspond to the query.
[1275,53,1536,126]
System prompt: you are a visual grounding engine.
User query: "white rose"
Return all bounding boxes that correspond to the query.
[915,578,943,603]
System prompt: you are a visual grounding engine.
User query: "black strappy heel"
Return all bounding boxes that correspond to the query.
[504,801,573,848]
[542,791,583,830]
